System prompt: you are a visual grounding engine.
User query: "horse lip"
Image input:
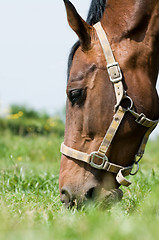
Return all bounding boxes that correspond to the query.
[99,188,124,206]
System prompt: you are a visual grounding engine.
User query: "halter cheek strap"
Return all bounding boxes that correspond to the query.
[94,22,124,109]
[61,21,159,187]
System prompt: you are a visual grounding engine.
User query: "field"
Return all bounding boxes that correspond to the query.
[0,128,159,240]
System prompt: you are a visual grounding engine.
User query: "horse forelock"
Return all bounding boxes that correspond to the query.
[67,0,107,80]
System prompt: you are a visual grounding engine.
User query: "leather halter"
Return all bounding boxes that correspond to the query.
[61,22,159,187]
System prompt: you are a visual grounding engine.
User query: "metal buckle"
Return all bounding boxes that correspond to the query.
[135,113,146,125]
[89,152,108,170]
[107,62,122,83]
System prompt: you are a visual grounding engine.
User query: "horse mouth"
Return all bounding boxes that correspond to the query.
[95,188,123,208]
[61,188,123,209]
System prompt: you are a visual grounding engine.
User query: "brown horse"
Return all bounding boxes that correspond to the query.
[59,0,159,207]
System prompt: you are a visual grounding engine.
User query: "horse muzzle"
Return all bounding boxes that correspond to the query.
[60,185,123,208]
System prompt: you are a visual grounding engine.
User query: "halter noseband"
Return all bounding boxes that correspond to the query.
[61,22,159,187]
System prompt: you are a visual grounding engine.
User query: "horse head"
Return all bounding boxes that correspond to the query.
[59,0,159,208]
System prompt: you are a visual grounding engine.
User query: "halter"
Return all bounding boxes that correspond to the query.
[61,22,159,187]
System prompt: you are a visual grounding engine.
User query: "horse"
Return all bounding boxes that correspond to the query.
[59,0,159,207]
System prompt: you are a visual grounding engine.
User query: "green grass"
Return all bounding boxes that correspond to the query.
[0,131,159,240]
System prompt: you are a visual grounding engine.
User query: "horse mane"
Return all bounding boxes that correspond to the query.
[86,0,107,25]
[67,0,107,79]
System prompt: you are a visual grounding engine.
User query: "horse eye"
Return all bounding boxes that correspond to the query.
[68,89,84,105]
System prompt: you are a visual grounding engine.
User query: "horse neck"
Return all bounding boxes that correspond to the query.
[101,0,159,40]
[100,0,159,85]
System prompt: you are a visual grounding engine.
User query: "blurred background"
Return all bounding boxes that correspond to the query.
[0,0,158,137]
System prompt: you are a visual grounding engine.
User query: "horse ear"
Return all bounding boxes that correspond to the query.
[63,0,92,51]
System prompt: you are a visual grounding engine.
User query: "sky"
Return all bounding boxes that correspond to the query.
[0,0,158,137]
[0,0,91,115]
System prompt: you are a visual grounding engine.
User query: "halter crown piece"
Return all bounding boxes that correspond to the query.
[61,22,159,187]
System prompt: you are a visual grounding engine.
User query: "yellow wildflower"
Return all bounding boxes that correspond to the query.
[17,156,22,161]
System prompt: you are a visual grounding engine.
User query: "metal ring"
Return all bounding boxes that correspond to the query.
[130,162,139,176]
[122,95,133,111]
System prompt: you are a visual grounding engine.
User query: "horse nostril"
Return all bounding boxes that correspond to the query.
[61,187,72,207]
[85,187,95,200]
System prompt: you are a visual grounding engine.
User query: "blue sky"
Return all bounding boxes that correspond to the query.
[0,0,158,136]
